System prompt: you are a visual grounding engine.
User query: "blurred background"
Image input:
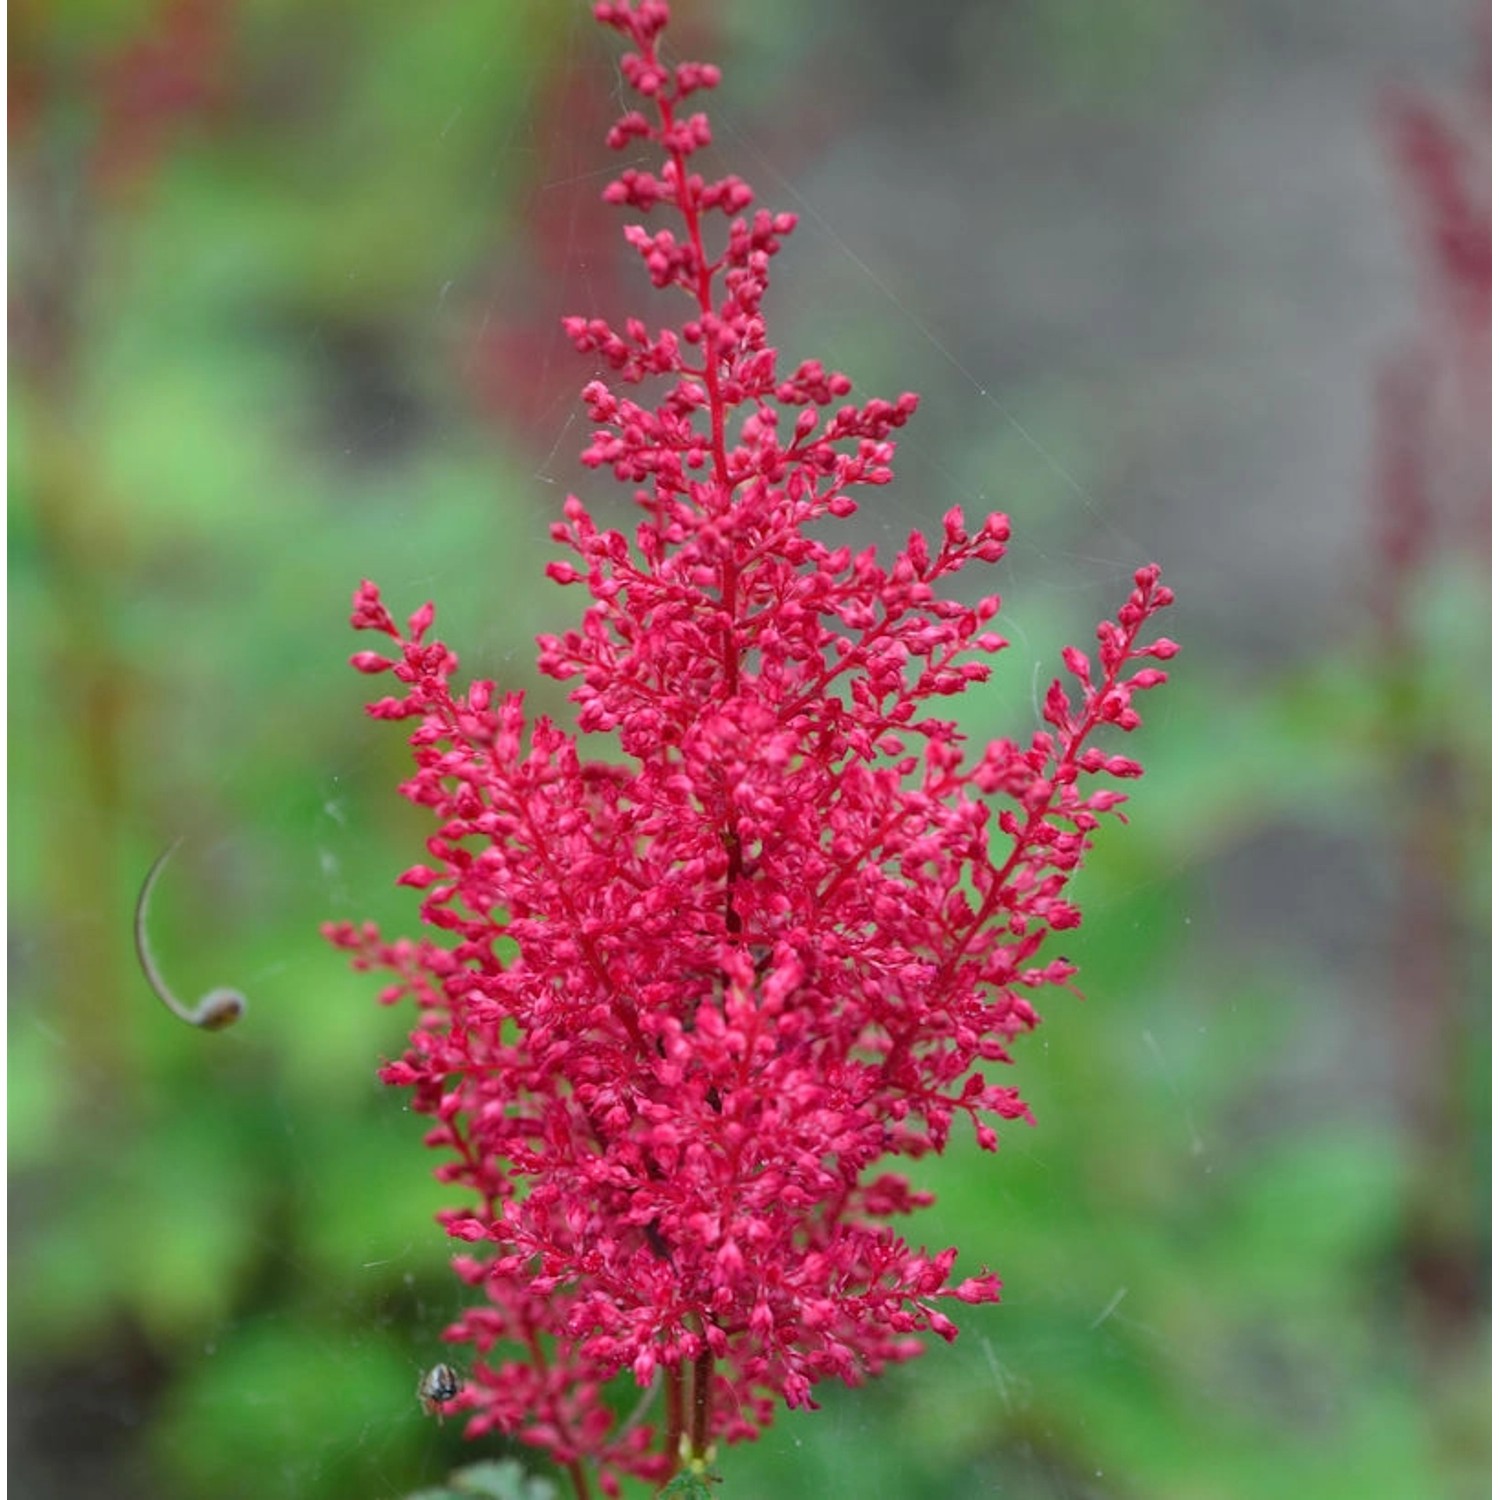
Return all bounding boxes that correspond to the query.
[9,1,1488,1497]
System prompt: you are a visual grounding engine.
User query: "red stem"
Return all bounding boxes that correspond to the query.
[689,1343,715,1460]
[663,1362,686,1469]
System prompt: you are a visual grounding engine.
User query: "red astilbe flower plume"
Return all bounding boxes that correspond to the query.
[327,2,1175,1492]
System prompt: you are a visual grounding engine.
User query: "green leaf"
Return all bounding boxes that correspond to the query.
[658,1469,718,1497]
[403,1457,561,1500]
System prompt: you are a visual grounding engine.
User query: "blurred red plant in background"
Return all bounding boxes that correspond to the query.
[1365,15,1489,1376]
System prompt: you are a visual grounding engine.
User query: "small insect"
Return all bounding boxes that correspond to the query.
[418,1362,463,1420]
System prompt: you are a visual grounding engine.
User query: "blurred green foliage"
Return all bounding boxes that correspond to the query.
[9,2,1487,1499]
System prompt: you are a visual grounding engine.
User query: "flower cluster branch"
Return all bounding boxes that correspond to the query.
[328,2,1175,1493]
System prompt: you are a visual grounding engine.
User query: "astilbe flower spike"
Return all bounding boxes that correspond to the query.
[326,3,1176,1494]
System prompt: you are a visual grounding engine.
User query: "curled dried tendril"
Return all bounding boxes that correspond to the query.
[133,841,246,1031]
